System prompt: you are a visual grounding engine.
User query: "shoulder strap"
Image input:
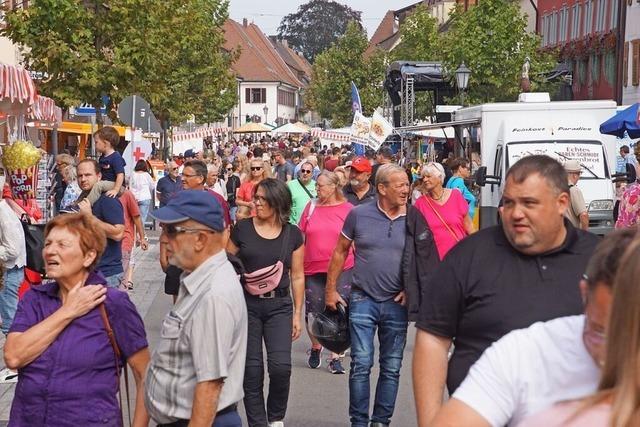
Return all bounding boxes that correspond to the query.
[423,195,461,243]
[278,225,291,262]
[99,304,132,427]
[298,179,314,199]
[306,199,317,223]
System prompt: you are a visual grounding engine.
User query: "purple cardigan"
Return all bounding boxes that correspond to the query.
[8,272,148,427]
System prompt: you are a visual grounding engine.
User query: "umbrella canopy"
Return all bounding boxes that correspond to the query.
[293,121,311,131]
[600,103,640,139]
[233,122,273,133]
[272,122,308,134]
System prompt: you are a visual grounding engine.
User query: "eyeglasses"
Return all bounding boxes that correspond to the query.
[161,224,217,237]
[251,167,263,171]
[226,168,233,172]
[300,169,313,174]
[253,195,267,205]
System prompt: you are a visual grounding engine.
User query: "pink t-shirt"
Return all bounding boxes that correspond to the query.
[119,190,141,253]
[298,201,355,274]
[517,401,610,427]
[414,190,468,260]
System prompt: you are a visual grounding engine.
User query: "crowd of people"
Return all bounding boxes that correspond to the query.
[1,126,640,427]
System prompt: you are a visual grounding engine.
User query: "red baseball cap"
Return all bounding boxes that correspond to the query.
[350,156,372,173]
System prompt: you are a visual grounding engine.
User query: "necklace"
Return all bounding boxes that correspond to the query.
[430,189,445,201]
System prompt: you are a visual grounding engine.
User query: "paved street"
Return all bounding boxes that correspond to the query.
[0,234,418,426]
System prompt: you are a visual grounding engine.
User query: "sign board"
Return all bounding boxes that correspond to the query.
[118,95,162,132]
[506,141,606,179]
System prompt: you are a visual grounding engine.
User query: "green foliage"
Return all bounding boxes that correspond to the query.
[307,22,385,127]
[440,0,556,104]
[1,0,236,124]
[277,0,362,62]
[390,4,441,63]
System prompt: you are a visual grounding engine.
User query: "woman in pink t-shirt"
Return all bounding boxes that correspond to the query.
[518,239,640,427]
[414,162,475,260]
[298,171,354,374]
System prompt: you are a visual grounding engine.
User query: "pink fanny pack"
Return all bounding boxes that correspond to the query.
[243,227,290,296]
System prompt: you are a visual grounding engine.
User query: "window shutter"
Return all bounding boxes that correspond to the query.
[245,88,250,103]
[624,42,629,87]
[633,40,640,86]
[261,88,266,103]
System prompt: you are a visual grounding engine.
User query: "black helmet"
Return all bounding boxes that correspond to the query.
[309,303,350,354]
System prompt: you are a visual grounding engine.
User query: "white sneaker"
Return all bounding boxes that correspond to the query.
[0,367,18,383]
[268,422,284,427]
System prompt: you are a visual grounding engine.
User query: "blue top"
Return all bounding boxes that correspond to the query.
[156,175,183,207]
[341,202,406,302]
[99,151,126,182]
[93,195,125,277]
[446,176,476,219]
[9,272,148,427]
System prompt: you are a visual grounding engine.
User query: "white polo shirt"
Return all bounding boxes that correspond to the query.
[453,315,600,427]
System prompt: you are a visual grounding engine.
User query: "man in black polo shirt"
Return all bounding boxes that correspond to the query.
[343,157,377,206]
[412,155,599,426]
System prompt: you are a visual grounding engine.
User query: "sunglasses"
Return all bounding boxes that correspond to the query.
[251,167,263,171]
[300,169,312,174]
[226,168,233,171]
[162,224,216,237]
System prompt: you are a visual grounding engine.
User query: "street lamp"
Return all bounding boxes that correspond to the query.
[263,105,268,124]
[455,62,471,105]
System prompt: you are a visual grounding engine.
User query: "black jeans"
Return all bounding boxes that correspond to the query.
[243,294,293,427]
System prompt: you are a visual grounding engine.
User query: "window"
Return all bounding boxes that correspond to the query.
[541,14,548,46]
[610,0,618,30]
[571,4,581,40]
[595,0,606,32]
[560,7,569,43]
[585,0,593,34]
[277,89,295,107]
[245,88,266,104]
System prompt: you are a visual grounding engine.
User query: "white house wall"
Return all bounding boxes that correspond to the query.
[231,82,299,128]
[623,2,640,105]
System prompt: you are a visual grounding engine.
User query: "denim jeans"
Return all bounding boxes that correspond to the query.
[0,266,24,335]
[104,273,123,289]
[348,290,408,427]
[137,199,151,224]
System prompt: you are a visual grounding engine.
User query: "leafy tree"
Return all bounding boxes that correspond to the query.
[277,0,362,62]
[440,0,556,104]
[307,22,385,127]
[1,0,236,125]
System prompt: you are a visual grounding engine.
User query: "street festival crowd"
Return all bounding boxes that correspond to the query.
[1,126,640,426]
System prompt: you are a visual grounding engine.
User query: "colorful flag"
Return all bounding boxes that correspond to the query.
[351,81,362,114]
[368,112,394,150]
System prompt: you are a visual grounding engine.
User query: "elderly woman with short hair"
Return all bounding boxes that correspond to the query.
[414,162,474,260]
[4,213,150,427]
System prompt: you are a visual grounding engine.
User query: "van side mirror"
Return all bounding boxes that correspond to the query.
[612,163,637,184]
[475,166,501,187]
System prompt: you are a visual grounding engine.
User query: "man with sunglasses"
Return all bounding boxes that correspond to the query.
[146,191,247,427]
[156,161,182,208]
[288,160,317,224]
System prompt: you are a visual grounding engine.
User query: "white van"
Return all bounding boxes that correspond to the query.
[452,94,618,234]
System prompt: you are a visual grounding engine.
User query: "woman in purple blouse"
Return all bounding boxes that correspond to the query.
[3,213,150,427]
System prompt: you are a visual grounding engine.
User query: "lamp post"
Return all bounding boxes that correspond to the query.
[263,105,269,124]
[455,62,472,106]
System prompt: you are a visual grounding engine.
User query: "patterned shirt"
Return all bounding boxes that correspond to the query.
[615,182,640,229]
[144,251,248,424]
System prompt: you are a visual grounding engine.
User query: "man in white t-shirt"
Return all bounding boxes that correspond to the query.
[431,228,634,427]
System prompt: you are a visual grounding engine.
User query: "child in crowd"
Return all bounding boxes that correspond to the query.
[84,126,126,204]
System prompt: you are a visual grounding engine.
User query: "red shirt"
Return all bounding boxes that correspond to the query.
[119,190,141,252]
[324,158,339,171]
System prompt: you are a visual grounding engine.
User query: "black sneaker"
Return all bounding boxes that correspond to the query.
[307,347,322,369]
[328,357,345,374]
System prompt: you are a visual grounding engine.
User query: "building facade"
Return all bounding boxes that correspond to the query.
[538,0,622,101]
[223,19,310,129]
[622,1,640,105]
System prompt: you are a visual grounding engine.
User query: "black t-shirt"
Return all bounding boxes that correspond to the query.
[231,219,304,289]
[417,221,599,393]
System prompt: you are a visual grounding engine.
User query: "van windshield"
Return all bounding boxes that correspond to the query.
[505,140,609,179]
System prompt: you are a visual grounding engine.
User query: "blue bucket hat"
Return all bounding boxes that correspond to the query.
[150,190,224,231]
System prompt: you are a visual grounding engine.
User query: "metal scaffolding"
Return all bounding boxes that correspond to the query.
[400,74,415,127]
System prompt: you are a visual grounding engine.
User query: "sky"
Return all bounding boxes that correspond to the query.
[228,0,419,40]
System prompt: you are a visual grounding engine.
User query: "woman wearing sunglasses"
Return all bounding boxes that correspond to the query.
[227,178,305,427]
[236,159,269,217]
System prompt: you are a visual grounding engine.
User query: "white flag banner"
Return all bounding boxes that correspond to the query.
[350,112,371,146]
[369,111,394,150]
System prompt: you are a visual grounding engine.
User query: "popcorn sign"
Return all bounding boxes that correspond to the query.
[9,166,38,199]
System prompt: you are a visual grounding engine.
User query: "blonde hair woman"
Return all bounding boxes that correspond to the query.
[236,158,269,216]
[517,237,640,427]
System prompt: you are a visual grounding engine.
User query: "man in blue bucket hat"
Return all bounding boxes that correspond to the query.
[145,190,247,427]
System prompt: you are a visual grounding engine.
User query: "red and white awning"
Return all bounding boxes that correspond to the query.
[0,64,37,106]
[29,95,62,123]
[173,127,229,141]
[311,128,350,142]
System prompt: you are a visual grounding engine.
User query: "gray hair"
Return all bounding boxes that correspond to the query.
[207,163,219,174]
[62,164,77,182]
[375,163,406,189]
[421,162,446,184]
